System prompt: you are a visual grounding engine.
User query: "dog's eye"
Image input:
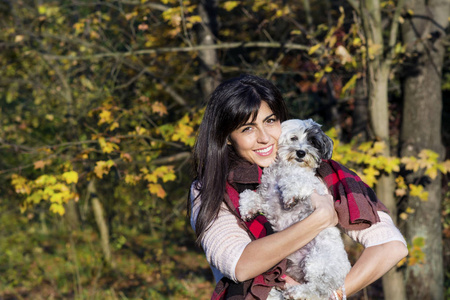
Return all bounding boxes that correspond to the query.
[290,136,298,141]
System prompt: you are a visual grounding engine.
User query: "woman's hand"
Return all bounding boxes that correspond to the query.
[310,192,338,228]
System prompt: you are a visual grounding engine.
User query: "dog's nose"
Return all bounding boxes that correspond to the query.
[296,150,306,158]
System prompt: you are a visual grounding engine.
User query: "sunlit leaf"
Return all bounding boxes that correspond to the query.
[148,183,166,198]
[62,171,79,184]
[308,43,322,55]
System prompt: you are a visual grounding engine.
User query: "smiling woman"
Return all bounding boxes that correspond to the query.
[188,74,407,300]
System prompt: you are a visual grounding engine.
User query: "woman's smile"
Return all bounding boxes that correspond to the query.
[254,144,274,156]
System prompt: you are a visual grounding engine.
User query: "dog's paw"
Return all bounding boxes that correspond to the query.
[239,190,262,221]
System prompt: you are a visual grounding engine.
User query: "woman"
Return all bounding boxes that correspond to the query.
[189,74,408,299]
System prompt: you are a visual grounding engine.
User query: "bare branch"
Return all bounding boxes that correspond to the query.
[41,41,310,61]
[71,1,169,12]
[346,0,361,15]
[151,152,191,165]
[387,0,406,60]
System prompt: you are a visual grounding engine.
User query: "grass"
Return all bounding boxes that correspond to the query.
[0,211,214,300]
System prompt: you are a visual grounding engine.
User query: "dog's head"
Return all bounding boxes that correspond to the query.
[277,119,333,169]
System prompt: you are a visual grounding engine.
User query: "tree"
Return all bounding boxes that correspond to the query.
[349,1,407,298]
[400,1,449,298]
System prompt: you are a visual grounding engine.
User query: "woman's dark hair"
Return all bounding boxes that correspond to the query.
[190,74,288,243]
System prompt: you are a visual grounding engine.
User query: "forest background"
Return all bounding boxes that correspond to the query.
[1,0,449,299]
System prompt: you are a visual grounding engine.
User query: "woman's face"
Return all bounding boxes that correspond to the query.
[229,101,281,168]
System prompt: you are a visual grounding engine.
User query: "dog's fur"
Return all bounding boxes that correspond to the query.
[239,119,351,300]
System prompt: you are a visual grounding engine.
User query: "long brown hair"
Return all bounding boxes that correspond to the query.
[190,74,288,244]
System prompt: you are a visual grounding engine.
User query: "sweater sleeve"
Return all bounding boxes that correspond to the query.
[190,183,252,283]
[345,211,406,248]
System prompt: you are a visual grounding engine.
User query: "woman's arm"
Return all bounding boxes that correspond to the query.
[343,240,408,296]
[235,192,338,282]
[340,212,408,296]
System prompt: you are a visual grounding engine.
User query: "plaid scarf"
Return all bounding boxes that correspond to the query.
[317,159,388,230]
[211,161,287,300]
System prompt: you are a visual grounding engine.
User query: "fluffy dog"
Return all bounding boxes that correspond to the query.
[239,119,351,300]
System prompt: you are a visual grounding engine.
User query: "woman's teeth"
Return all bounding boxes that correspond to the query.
[255,145,273,154]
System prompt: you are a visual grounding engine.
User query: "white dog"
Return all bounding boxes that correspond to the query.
[239,119,351,300]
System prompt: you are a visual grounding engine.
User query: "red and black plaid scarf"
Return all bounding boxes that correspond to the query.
[211,161,287,300]
[317,159,388,230]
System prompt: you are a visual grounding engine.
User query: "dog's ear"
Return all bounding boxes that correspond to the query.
[319,133,334,160]
[306,124,334,160]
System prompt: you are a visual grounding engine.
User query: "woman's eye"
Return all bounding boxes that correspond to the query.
[242,126,253,133]
[266,118,277,124]
[290,136,298,141]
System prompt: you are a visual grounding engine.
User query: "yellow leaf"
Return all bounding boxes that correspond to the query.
[396,257,407,267]
[98,110,113,125]
[308,43,322,55]
[399,212,408,220]
[341,74,358,95]
[187,15,202,24]
[62,171,78,184]
[148,183,166,198]
[50,203,65,215]
[324,66,333,73]
[441,160,450,173]
[103,142,119,154]
[385,157,400,173]
[94,160,115,178]
[425,166,438,180]
[144,172,158,183]
[361,167,379,187]
[35,175,57,187]
[50,192,64,204]
[401,156,420,172]
[371,141,385,154]
[409,184,429,201]
[125,174,140,185]
[395,176,407,189]
[406,207,415,214]
[98,137,119,153]
[135,126,148,135]
[223,1,240,11]
[110,121,119,131]
[11,174,31,194]
[38,5,47,14]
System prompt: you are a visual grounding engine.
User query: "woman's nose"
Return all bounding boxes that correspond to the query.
[257,128,270,143]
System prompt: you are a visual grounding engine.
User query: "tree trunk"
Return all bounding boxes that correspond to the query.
[65,199,80,231]
[351,77,369,141]
[360,1,407,299]
[400,1,448,298]
[88,180,114,267]
[196,0,221,98]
